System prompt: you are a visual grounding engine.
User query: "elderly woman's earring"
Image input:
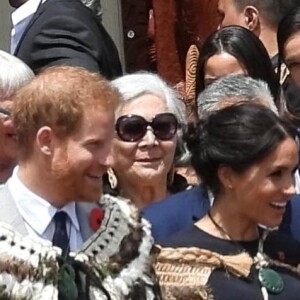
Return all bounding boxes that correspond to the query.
[107,168,118,189]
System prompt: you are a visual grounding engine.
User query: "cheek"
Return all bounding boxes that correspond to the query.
[162,141,177,165]
[112,140,137,165]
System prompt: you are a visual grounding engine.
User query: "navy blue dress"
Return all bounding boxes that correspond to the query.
[162,225,300,300]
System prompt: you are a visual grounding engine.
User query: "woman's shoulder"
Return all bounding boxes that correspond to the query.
[159,224,204,247]
[265,230,300,266]
[160,224,242,255]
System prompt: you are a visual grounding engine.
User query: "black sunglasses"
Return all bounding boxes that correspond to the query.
[0,107,11,116]
[116,113,178,142]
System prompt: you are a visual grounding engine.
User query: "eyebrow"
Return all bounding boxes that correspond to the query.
[0,108,11,116]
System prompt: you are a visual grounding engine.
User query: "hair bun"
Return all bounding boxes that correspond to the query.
[184,120,206,152]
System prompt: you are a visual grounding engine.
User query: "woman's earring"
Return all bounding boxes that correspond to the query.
[107,168,118,189]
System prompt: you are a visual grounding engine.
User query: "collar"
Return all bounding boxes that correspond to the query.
[7,166,80,236]
[11,0,46,28]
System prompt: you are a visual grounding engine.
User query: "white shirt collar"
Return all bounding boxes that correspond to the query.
[10,0,47,54]
[11,0,46,28]
[7,167,80,236]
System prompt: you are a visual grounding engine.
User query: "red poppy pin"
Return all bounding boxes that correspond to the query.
[90,208,105,231]
[277,251,285,262]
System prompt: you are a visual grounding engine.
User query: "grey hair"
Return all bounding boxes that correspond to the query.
[197,75,278,118]
[111,71,190,166]
[80,0,102,23]
[0,50,34,100]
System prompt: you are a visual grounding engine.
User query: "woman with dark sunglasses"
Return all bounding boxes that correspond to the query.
[103,72,191,210]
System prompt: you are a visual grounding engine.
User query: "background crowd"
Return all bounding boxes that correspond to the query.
[1,0,300,299]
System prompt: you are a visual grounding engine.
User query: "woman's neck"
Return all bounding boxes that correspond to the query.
[196,197,259,241]
[118,178,169,210]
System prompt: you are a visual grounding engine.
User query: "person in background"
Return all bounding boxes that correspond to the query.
[104,72,190,210]
[9,0,122,78]
[277,7,300,91]
[0,50,34,184]
[276,7,300,242]
[195,25,279,103]
[156,103,300,300]
[217,0,298,58]
[143,75,278,242]
[217,0,300,125]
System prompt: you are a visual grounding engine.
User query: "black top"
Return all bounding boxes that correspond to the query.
[162,225,300,300]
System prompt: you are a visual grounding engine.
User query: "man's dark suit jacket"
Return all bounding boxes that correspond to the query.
[279,195,300,242]
[14,0,122,79]
[142,185,210,243]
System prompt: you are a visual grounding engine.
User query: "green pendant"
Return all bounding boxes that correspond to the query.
[58,264,78,300]
[258,267,284,294]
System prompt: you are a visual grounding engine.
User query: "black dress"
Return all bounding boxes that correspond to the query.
[162,225,300,300]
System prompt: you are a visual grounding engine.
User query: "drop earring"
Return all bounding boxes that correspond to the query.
[107,168,118,189]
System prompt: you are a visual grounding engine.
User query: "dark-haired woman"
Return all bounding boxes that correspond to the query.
[156,103,300,300]
[195,25,279,103]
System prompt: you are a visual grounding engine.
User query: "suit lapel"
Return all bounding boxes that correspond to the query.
[14,0,79,55]
[14,0,54,55]
[76,202,98,242]
[0,185,28,235]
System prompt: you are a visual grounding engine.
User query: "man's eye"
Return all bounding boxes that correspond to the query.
[288,62,300,70]
[270,170,282,177]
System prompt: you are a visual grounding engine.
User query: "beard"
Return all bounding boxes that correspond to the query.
[50,150,103,203]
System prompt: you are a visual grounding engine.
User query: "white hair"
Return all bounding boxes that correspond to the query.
[0,50,34,100]
[197,75,278,118]
[111,72,190,166]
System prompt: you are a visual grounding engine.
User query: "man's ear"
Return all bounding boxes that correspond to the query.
[243,6,259,32]
[36,126,54,155]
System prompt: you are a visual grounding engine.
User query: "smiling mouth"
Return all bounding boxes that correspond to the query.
[137,158,161,162]
[269,202,287,210]
[6,133,16,138]
[87,174,102,179]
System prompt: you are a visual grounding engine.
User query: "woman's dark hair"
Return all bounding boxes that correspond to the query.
[187,103,297,196]
[195,25,279,102]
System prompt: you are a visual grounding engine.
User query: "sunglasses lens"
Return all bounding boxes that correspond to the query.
[116,115,146,142]
[152,113,178,140]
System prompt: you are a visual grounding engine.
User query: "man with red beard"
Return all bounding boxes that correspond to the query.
[0,65,120,252]
[0,50,34,184]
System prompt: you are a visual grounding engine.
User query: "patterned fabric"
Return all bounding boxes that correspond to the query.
[0,193,161,299]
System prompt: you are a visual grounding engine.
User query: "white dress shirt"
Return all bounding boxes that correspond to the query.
[10,0,47,54]
[7,167,83,251]
[295,170,300,194]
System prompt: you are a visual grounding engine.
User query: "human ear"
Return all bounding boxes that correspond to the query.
[243,6,259,32]
[36,127,54,155]
[217,165,236,190]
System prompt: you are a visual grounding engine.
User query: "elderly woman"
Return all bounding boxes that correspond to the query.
[0,50,34,183]
[105,72,190,210]
[156,102,300,300]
